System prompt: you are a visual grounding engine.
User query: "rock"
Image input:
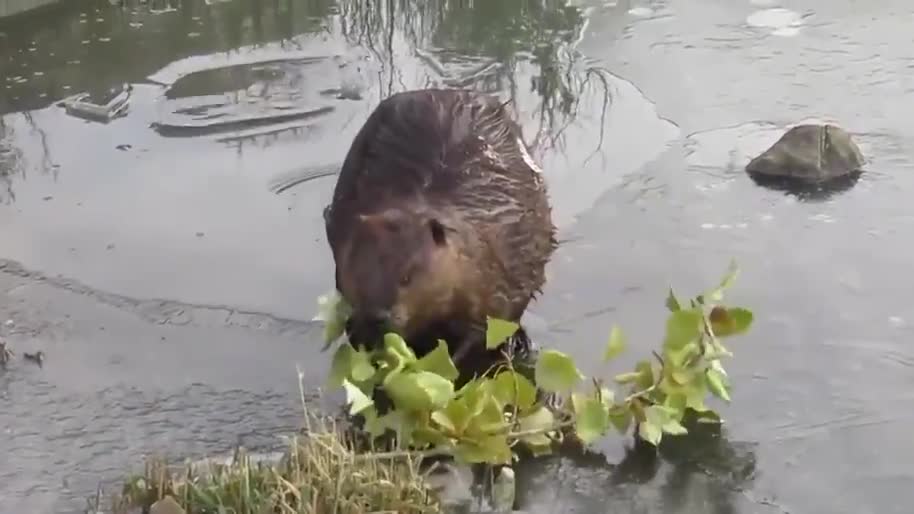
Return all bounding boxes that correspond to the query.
[150,496,186,514]
[745,124,864,183]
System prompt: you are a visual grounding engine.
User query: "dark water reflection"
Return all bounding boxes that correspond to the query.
[747,170,864,202]
[2,0,914,513]
[514,425,762,514]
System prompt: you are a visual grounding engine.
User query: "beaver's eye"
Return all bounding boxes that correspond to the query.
[399,271,412,287]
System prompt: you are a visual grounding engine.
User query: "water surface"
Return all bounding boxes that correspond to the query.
[2,0,914,512]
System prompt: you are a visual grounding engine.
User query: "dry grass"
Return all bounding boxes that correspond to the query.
[104,375,443,514]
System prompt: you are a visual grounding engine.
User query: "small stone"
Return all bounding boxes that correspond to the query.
[151,496,187,514]
[746,124,864,183]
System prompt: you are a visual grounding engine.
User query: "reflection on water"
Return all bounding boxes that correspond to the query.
[0,1,677,513]
[747,170,863,202]
[515,423,764,514]
[0,0,625,211]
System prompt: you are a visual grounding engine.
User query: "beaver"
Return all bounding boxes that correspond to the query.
[323,88,558,382]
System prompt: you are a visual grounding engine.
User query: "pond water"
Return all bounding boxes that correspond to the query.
[2,0,914,512]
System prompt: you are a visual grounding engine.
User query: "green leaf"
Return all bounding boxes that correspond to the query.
[603,325,627,362]
[380,333,417,387]
[633,360,655,391]
[410,413,450,448]
[684,378,710,411]
[350,347,376,382]
[383,332,417,363]
[667,341,701,369]
[689,409,723,424]
[638,420,662,446]
[535,350,584,394]
[415,340,459,382]
[709,307,754,338]
[431,400,471,436]
[639,405,682,445]
[662,392,687,417]
[706,368,731,402]
[486,317,520,350]
[455,435,513,464]
[643,404,675,427]
[326,343,354,388]
[571,394,611,445]
[664,309,703,351]
[706,260,740,302]
[710,358,728,377]
[314,290,352,349]
[516,406,556,448]
[384,371,455,411]
[341,379,374,415]
[598,386,615,408]
[468,396,510,435]
[412,426,450,448]
[613,371,642,384]
[456,379,490,418]
[665,288,681,312]
[365,409,406,439]
[491,371,537,412]
[662,418,688,436]
[608,405,633,434]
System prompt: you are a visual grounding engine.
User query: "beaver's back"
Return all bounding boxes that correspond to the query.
[325,88,557,320]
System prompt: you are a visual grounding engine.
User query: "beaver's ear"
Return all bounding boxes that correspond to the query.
[428,218,447,246]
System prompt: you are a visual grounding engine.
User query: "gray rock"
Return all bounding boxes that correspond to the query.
[745,124,864,183]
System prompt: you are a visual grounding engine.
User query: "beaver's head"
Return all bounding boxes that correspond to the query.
[336,206,466,348]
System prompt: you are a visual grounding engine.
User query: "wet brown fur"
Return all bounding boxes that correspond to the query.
[323,88,558,379]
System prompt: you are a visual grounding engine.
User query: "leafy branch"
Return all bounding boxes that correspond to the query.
[312,261,753,465]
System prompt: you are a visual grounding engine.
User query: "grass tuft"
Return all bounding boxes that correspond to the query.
[105,374,443,514]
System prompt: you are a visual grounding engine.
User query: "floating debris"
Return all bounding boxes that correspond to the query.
[23,351,44,368]
[58,83,132,123]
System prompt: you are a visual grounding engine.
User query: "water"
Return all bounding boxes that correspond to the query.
[2,0,914,512]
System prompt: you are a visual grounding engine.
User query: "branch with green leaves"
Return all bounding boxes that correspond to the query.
[312,261,754,465]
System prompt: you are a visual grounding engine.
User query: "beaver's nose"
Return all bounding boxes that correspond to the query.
[364,309,391,325]
[347,310,391,349]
